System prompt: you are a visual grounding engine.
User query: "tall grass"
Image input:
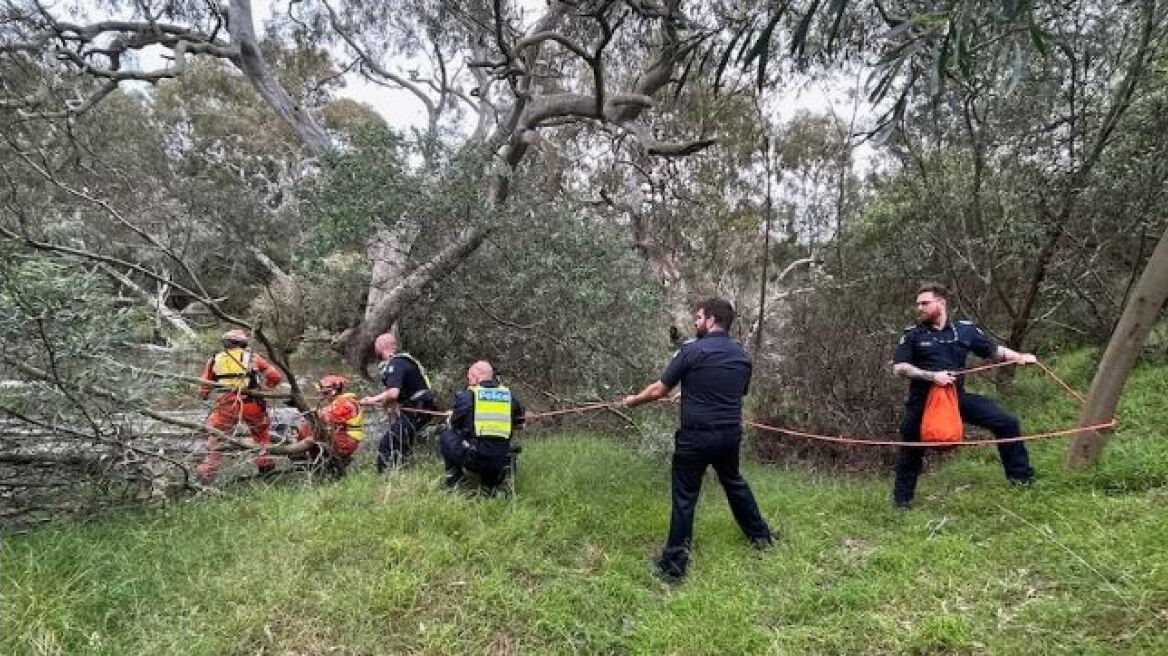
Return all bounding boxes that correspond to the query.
[3,356,1166,654]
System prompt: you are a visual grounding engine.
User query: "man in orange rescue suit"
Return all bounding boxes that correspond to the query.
[197,329,285,482]
[308,375,365,469]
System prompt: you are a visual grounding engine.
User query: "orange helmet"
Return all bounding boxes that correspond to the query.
[316,375,348,393]
[221,329,250,346]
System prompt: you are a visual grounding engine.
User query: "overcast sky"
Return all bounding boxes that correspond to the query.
[127,1,869,130]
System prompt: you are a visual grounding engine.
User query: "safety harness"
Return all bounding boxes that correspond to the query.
[335,392,365,441]
[384,352,434,403]
[210,347,256,391]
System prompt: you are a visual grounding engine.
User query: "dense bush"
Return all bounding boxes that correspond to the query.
[750,285,908,472]
[404,202,670,407]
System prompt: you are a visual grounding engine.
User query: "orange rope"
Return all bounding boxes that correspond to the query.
[384,359,1112,449]
[953,360,1018,376]
[745,418,1117,447]
[527,402,617,420]
[395,401,617,420]
[744,359,1115,448]
[1036,361,1088,404]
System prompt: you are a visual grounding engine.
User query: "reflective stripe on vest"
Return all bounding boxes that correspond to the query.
[337,393,365,442]
[384,352,433,392]
[470,385,512,439]
[211,348,253,391]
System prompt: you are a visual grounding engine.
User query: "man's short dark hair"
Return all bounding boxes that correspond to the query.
[696,297,735,329]
[916,282,949,300]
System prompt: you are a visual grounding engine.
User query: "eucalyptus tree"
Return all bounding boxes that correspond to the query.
[2,0,719,372]
[866,0,1168,466]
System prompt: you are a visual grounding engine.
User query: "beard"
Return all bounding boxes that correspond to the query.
[695,324,709,338]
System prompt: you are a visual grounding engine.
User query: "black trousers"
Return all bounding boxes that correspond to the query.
[893,391,1035,503]
[658,428,772,576]
[438,430,510,487]
[376,403,434,472]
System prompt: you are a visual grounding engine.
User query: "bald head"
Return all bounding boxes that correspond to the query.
[467,360,494,385]
[373,333,398,360]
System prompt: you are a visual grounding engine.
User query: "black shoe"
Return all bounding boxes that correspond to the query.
[1008,477,1035,488]
[442,470,464,490]
[750,535,775,551]
[652,561,686,585]
[893,499,912,511]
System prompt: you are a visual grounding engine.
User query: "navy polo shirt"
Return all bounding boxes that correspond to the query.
[893,320,998,399]
[380,354,431,406]
[660,331,752,431]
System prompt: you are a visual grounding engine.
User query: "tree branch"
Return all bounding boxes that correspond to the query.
[96,263,197,340]
[0,405,197,490]
[321,0,441,127]
[0,355,254,451]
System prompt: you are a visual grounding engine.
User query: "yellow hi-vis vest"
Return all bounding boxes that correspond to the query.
[211,348,254,391]
[337,393,365,441]
[470,385,513,439]
[388,352,433,393]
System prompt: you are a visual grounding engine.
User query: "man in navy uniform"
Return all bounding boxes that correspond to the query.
[439,360,525,495]
[359,333,438,472]
[892,283,1037,509]
[624,297,774,582]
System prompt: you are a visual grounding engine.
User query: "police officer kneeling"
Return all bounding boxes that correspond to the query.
[439,360,526,496]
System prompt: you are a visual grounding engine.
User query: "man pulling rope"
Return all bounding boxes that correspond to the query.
[890,283,1036,509]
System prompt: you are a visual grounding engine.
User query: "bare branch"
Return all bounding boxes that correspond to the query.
[0,355,253,451]
[618,120,716,157]
[96,263,198,340]
[514,30,591,61]
[321,0,440,126]
[0,405,196,490]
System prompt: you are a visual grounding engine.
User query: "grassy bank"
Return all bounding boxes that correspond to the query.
[3,357,1166,654]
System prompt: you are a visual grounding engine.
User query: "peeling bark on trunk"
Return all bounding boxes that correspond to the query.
[365,223,421,322]
[342,224,491,371]
[1066,225,1168,468]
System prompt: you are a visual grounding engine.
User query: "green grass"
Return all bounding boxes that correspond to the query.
[3,357,1167,654]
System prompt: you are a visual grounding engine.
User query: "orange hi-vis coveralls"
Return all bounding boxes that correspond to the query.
[197,347,284,481]
[285,393,364,467]
[316,392,365,458]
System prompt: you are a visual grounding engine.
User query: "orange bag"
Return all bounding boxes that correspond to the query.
[921,384,963,443]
